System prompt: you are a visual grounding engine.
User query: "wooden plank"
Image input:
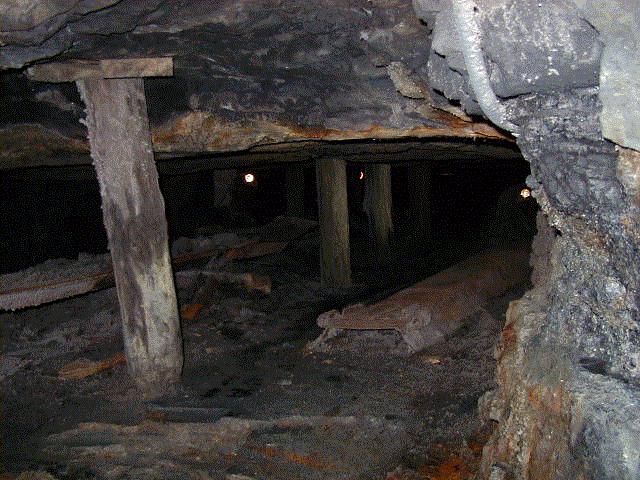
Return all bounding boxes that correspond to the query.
[317,247,530,351]
[286,164,306,217]
[46,415,405,479]
[77,77,182,393]
[0,216,316,311]
[363,163,393,254]
[100,57,173,78]
[58,352,126,380]
[256,215,317,242]
[27,60,101,82]
[27,57,173,82]
[0,267,113,311]
[223,241,288,260]
[315,158,351,287]
[0,246,241,312]
[408,162,432,244]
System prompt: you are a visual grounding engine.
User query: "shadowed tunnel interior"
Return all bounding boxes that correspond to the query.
[0,152,532,275]
[1,1,639,479]
[0,146,536,479]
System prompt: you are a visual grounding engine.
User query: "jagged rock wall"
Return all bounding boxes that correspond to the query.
[415,0,602,117]
[416,0,640,149]
[574,0,640,150]
[413,1,640,478]
[480,89,640,480]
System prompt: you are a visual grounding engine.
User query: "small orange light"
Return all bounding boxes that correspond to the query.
[520,188,531,199]
[359,171,365,181]
[244,173,255,184]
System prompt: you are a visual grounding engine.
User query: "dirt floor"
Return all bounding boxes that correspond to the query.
[1,226,529,479]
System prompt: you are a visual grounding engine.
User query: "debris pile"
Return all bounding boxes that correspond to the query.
[1,216,318,382]
[45,416,409,479]
[0,216,317,311]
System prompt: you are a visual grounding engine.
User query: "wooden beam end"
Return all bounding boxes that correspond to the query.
[26,57,174,83]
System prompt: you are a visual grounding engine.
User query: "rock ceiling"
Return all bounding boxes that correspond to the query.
[0,0,515,170]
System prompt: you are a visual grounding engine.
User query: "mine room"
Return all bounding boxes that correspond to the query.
[0,2,638,479]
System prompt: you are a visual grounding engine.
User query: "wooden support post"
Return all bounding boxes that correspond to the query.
[408,162,432,244]
[315,158,351,287]
[363,163,393,254]
[286,164,305,217]
[213,169,236,210]
[77,77,182,392]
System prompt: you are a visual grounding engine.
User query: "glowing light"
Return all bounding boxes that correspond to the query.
[359,171,365,181]
[244,173,255,184]
[520,188,531,199]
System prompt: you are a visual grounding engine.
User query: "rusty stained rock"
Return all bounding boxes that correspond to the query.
[151,109,512,154]
[0,124,89,168]
[478,297,566,479]
[478,89,640,480]
[0,0,514,170]
[0,111,513,170]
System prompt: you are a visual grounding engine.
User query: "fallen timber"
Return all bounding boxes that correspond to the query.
[0,216,317,311]
[317,247,530,352]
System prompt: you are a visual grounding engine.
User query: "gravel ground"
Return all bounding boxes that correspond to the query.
[1,231,529,479]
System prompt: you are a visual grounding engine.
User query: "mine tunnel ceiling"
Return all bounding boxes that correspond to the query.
[0,137,523,175]
[0,0,520,172]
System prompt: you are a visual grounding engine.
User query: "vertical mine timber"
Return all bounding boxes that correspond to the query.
[364,163,393,254]
[77,78,183,393]
[286,164,305,217]
[316,158,352,287]
[213,169,236,211]
[408,162,432,244]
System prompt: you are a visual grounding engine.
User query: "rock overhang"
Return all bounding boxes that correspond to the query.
[0,0,517,171]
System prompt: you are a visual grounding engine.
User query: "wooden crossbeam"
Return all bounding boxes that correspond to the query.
[26,57,173,82]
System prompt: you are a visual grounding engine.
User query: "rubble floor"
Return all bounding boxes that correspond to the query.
[1,231,529,479]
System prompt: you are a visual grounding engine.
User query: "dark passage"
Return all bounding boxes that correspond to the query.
[1,141,536,479]
[0,148,533,275]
